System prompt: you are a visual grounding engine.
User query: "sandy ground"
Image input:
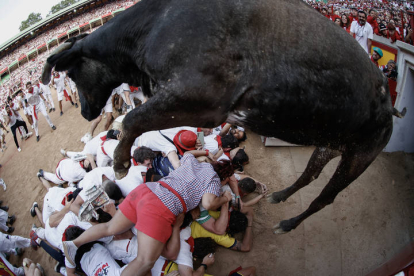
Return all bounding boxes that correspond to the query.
[0,87,413,276]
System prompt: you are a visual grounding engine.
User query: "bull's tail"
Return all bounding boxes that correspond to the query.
[392,107,407,118]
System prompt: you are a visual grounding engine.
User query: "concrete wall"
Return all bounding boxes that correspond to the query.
[384,41,414,153]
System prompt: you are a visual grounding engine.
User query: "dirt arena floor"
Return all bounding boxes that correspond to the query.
[0,87,413,275]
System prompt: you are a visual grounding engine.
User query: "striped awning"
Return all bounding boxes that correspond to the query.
[79,22,89,28]
[18,55,27,61]
[37,43,46,49]
[58,32,67,38]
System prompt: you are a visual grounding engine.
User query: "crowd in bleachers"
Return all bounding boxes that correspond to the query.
[0,0,135,101]
[305,0,413,44]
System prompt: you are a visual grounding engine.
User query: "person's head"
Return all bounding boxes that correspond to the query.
[369,9,377,18]
[334,17,341,25]
[26,81,32,89]
[133,146,155,168]
[372,47,383,61]
[387,60,396,71]
[173,130,197,155]
[65,188,82,203]
[107,129,121,140]
[230,128,247,141]
[358,10,367,25]
[341,14,349,26]
[351,7,358,17]
[238,177,256,194]
[321,7,328,15]
[387,22,396,32]
[228,210,248,236]
[34,79,39,86]
[379,23,387,35]
[230,147,249,170]
[193,238,217,259]
[5,105,10,113]
[221,134,239,151]
[211,159,234,181]
[103,180,123,203]
[82,158,93,172]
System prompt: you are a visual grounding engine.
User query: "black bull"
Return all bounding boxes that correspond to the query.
[42,0,401,233]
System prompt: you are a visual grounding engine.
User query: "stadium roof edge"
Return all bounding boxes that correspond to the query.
[0,0,95,52]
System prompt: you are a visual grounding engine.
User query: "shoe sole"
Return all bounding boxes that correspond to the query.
[62,242,76,267]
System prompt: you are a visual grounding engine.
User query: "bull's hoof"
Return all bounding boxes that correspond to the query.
[267,191,287,204]
[273,220,292,234]
[114,161,130,180]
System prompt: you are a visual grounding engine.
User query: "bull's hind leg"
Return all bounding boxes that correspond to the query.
[268,147,341,204]
[273,148,381,234]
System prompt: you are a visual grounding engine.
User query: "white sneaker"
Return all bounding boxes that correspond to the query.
[17,148,21,152]
[0,178,6,191]
[60,266,67,275]
[25,132,33,139]
[60,149,67,157]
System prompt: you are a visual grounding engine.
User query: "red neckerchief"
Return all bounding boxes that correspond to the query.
[61,192,74,206]
[62,225,75,241]
[100,135,107,141]
[197,127,201,132]
[216,135,222,147]
[54,73,60,78]
[79,160,84,169]
[132,158,138,166]
[28,87,34,94]
[185,236,195,253]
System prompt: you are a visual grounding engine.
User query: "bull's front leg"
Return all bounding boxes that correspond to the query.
[113,90,227,179]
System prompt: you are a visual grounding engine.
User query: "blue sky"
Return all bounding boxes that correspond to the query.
[0,0,62,45]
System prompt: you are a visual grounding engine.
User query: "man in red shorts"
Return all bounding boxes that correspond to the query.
[62,151,234,276]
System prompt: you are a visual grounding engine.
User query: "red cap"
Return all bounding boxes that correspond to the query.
[173,130,197,155]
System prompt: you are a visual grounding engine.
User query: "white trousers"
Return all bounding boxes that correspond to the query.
[0,209,9,232]
[43,171,66,185]
[0,232,30,254]
[44,93,55,109]
[31,102,54,136]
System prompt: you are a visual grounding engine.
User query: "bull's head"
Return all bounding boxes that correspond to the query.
[42,34,120,121]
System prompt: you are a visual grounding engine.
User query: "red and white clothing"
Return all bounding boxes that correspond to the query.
[0,252,24,275]
[128,86,146,108]
[66,131,108,158]
[54,72,68,101]
[42,186,76,224]
[0,209,10,232]
[26,85,54,136]
[114,83,131,105]
[146,153,221,216]
[39,81,54,109]
[134,127,196,156]
[43,158,87,185]
[80,244,126,276]
[96,139,120,167]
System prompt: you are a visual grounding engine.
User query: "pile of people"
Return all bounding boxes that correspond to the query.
[1,78,264,275]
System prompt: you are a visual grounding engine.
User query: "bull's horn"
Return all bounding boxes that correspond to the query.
[41,42,74,84]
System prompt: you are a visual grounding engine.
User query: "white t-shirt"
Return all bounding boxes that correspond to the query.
[83,131,108,156]
[54,72,67,92]
[78,166,116,200]
[96,139,120,167]
[42,186,76,224]
[57,159,87,183]
[81,243,126,276]
[350,21,373,53]
[115,165,147,197]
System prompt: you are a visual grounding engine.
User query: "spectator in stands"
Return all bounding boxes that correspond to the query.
[371,47,383,68]
[321,7,330,19]
[382,60,398,81]
[379,23,388,37]
[334,17,341,26]
[350,10,374,54]
[349,7,358,22]
[340,14,351,33]
[386,22,403,43]
[368,9,380,35]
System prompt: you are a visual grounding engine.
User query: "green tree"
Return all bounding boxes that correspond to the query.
[48,0,80,16]
[19,12,42,32]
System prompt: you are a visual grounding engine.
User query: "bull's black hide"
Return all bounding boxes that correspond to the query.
[42,0,397,233]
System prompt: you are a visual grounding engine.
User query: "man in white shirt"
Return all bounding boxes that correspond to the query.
[350,10,373,54]
[38,77,55,113]
[51,71,76,116]
[25,81,56,142]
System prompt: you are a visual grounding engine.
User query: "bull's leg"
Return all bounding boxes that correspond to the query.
[113,91,227,179]
[273,148,380,234]
[268,147,341,204]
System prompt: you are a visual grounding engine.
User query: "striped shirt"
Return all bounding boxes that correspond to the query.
[147,154,221,215]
